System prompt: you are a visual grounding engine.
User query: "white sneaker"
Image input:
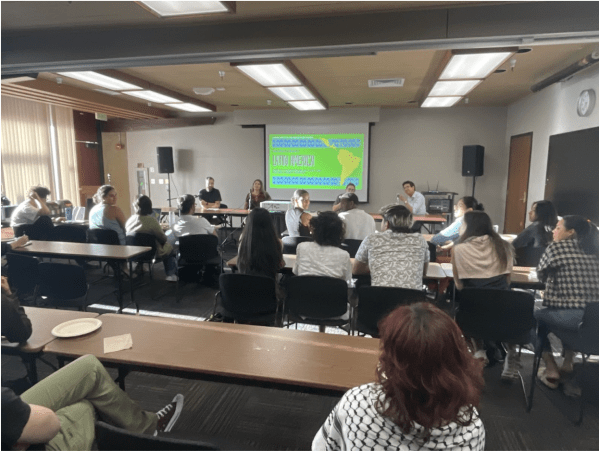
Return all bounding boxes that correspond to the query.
[165,275,178,282]
[501,348,521,382]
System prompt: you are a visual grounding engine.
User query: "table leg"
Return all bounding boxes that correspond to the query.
[114,260,124,313]
[24,355,38,385]
[116,366,130,390]
[129,260,139,315]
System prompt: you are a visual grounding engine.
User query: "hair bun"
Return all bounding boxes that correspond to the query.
[476,203,485,211]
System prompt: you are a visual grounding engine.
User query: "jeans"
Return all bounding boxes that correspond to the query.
[534,307,584,352]
[20,355,156,450]
[163,254,177,276]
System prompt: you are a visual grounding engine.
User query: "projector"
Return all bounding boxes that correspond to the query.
[261,201,291,212]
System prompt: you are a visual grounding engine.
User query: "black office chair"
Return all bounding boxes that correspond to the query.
[177,234,220,288]
[515,246,546,267]
[95,421,219,450]
[125,232,157,279]
[14,216,54,241]
[6,253,40,303]
[50,224,87,243]
[528,302,599,424]
[283,275,351,333]
[281,236,313,254]
[87,228,121,275]
[341,239,362,258]
[355,286,427,337]
[214,273,280,325]
[37,262,90,310]
[428,242,437,262]
[456,288,536,404]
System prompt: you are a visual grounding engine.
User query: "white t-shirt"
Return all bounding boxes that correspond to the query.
[10,201,39,227]
[338,208,377,240]
[171,214,214,237]
[293,241,352,283]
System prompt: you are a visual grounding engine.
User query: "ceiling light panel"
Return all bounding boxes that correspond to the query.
[429,80,481,97]
[440,52,512,80]
[124,90,181,103]
[166,103,211,112]
[421,97,462,108]
[58,71,141,91]
[268,86,315,101]
[237,64,301,87]
[139,1,229,17]
[288,100,326,111]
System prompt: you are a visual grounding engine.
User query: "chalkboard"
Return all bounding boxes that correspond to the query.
[545,126,599,223]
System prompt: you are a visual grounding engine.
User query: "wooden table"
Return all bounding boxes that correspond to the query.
[439,262,541,285]
[1,307,99,383]
[45,314,380,395]
[13,241,152,312]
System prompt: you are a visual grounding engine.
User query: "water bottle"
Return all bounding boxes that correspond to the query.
[65,207,72,221]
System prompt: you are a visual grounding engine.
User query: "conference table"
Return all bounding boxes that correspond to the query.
[1,307,99,383]
[12,241,152,313]
[45,314,380,395]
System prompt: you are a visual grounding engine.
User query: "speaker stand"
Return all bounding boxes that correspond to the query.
[472,176,477,198]
[167,173,172,207]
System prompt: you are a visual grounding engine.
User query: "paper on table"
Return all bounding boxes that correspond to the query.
[104,334,133,354]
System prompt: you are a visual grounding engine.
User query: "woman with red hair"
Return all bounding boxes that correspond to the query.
[313,302,485,450]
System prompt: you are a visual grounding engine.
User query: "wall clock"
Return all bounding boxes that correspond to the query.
[577,89,596,117]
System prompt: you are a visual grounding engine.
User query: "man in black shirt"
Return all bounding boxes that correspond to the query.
[198,176,222,209]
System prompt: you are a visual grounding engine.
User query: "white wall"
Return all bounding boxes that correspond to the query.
[126,106,511,227]
[506,64,599,224]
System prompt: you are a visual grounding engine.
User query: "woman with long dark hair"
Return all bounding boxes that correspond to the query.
[243,179,272,210]
[430,196,483,247]
[237,208,284,280]
[535,215,599,389]
[512,200,557,249]
[313,302,485,450]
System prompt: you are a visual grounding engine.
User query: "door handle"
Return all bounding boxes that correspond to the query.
[520,191,527,203]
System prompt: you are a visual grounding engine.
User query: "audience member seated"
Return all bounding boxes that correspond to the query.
[170,194,217,238]
[337,192,377,240]
[10,186,54,240]
[285,189,312,237]
[238,207,284,280]
[1,276,32,344]
[452,210,515,370]
[430,196,482,247]
[512,200,557,250]
[293,211,352,283]
[125,195,178,282]
[1,355,183,451]
[89,185,127,245]
[313,302,485,451]
[243,179,272,210]
[353,204,429,288]
[534,216,599,389]
[332,183,356,212]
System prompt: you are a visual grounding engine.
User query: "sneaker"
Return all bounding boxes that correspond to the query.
[473,350,489,367]
[155,394,184,435]
[165,275,178,282]
[501,349,521,382]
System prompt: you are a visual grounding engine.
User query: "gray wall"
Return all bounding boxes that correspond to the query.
[126,106,510,228]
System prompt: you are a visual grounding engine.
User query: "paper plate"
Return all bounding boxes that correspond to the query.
[51,318,102,338]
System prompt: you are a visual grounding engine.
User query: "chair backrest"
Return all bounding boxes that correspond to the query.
[178,234,219,263]
[87,228,120,245]
[219,273,278,316]
[281,236,313,254]
[578,302,599,354]
[428,241,437,262]
[515,246,546,267]
[341,239,362,258]
[125,232,157,260]
[356,286,427,337]
[456,288,535,343]
[95,421,219,451]
[286,275,348,318]
[38,262,87,300]
[6,253,39,297]
[50,224,87,243]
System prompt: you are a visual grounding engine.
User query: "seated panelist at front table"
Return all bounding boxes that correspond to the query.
[397,180,426,216]
[332,183,356,213]
[89,185,127,245]
[198,176,222,209]
[171,194,216,238]
[337,193,376,240]
[285,190,312,237]
[244,179,272,210]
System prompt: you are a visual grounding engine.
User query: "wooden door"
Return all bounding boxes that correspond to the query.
[504,133,533,234]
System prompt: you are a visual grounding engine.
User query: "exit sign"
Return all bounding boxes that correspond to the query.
[95,113,108,121]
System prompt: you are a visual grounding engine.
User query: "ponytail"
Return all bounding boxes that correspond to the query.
[461,196,484,211]
[563,215,599,256]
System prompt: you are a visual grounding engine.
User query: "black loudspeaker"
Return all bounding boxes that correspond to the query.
[462,145,484,177]
[157,147,174,173]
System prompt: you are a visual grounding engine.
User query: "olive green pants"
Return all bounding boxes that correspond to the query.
[21,355,157,450]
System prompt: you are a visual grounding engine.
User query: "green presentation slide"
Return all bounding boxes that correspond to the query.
[269,133,365,189]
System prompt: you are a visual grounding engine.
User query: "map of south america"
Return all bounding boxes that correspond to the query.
[337,149,361,185]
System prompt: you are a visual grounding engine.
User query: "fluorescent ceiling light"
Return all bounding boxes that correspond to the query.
[58,71,141,91]
[237,64,301,87]
[166,103,211,112]
[268,86,315,101]
[440,52,512,80]
[429,80,481,97]
[288,100,326,111]
[139,1,229,17]
[124,90,181,103]
[421,97,462,108]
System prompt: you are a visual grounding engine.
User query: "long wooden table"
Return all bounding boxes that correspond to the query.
[13,241,152,312]
[45,314,380,395]
[1,307,99,383]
